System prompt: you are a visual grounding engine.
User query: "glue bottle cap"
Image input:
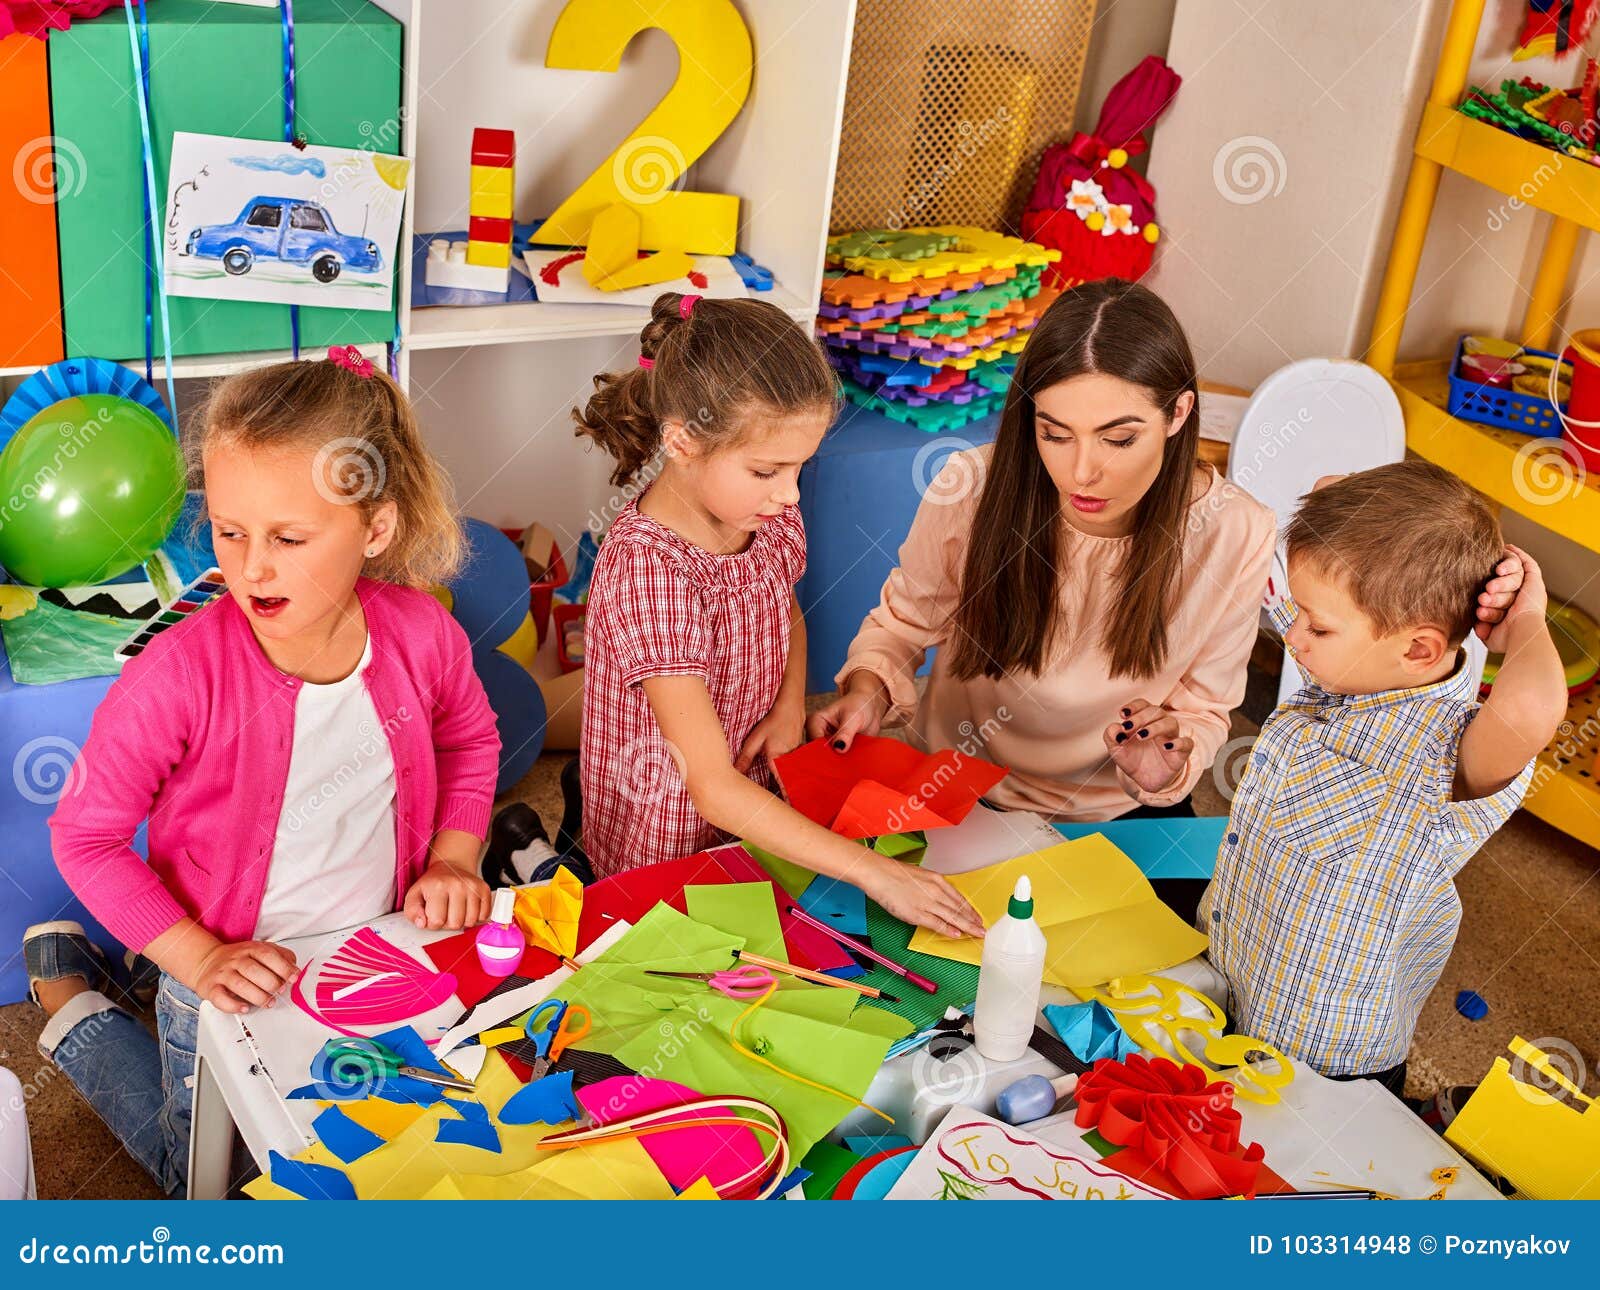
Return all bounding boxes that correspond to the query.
[1008,875,1034,920]
[490,886,517,927]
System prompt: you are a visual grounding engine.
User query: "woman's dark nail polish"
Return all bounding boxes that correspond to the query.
[1121,720,1133,730]
[1114,733,1126,744]
[1138,728,1149,738]
[1164,741,1174,750]
[1121,708,1131,718]
[832,739,845,751]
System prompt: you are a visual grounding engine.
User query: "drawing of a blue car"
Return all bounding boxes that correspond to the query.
[183,197,381,282]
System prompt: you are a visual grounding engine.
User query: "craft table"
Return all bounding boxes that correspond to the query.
[189,812,1499,1201]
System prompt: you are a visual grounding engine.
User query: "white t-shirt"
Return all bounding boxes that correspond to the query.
[255,635,399,941]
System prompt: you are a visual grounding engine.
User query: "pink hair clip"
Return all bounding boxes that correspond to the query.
[679,294,702,320]
[638,356,655,369]
[327,345,375,379]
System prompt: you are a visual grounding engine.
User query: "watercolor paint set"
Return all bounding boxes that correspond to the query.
[113,567,226,663]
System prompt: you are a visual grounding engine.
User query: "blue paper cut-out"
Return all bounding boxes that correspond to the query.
[798,876,869,939]
[498,1071,582,1126]
[435,1098,502,1152]
[268,1150,356,1200]
[1043,1000,1139,1063]
[312,1106,386,1164]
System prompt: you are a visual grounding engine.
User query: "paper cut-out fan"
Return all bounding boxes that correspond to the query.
[514,866,584,957]
[299,927,459,1028]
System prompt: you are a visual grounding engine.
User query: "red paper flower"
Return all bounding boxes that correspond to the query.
[1074,1053,1267,1199]
[1,1,120,40]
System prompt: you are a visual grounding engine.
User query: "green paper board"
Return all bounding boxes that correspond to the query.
[741,841,819,900]
[684,882,786,962]
[851,900,980,1032]
[555,904,912,1160]
[48,0,402,360]
[800,1140,865,1199]
[0,598,138,685]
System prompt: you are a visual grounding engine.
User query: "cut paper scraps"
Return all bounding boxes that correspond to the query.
[291,926,458,1035]
[1081,974,1293,1105]
[907,835,1209,988]
[435,1099,501,1153]
[513,866,584,957]
[884,1109,1168,1200]
[1073,1055,1267,1199]
[311,1106,386,1165]
[1044,1000,1140,1063]
[500,1070,584,1127]
[1445,1035,1600,1199]
[685,881,786,961]
[773,734,1007,840]
[576,1076,766,1198]
[266,1150,356,1201]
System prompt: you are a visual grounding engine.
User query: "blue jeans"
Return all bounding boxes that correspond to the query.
[38,973,199,1198]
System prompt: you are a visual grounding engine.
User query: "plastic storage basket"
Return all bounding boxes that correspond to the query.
[1446,336,1569,435]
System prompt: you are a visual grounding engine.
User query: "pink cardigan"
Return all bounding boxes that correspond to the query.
[50,578,500,951]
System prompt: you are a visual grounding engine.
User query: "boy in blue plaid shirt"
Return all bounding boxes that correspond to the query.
[1200,461,1566,1095]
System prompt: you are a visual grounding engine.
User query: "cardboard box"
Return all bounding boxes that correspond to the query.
[49,0,403,360]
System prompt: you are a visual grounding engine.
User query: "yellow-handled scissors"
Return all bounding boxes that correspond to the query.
[523,998,592,1080]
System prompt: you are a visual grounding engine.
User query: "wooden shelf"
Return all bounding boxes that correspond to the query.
[1414,101,1600,236]
[1524,685,1600,851]
[1391,359,1600,556]
[406,282,815,352]
[0,342,389,384]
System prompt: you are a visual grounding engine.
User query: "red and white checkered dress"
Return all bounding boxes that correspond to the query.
[580,498,806,875]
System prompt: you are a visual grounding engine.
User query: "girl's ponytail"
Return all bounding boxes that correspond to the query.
[574,291,838,486]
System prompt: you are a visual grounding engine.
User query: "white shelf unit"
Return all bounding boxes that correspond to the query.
[4,0,854,544]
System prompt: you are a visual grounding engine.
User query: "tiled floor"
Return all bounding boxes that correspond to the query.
[5,715,1596,1198]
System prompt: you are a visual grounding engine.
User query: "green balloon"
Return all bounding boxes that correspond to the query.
[0,393,184,588]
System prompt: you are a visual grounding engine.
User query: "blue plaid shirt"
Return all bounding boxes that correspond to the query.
[1200,604,1533,1076]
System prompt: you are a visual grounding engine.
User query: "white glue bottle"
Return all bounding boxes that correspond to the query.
[973,875,1046,1063]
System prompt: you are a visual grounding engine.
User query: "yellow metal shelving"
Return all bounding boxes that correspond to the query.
[1368,0,1600,850]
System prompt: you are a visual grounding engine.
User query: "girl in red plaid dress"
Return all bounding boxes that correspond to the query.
[573,293,983,939]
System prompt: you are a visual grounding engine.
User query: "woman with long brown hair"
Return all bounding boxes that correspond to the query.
[811,280,1275,864]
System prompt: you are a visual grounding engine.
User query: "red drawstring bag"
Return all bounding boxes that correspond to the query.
[1020,56,1182,290]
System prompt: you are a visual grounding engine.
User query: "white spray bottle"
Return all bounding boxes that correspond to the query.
[973,874,1046,1062]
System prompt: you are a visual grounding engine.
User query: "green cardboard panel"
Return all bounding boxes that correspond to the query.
[49,0,402,360]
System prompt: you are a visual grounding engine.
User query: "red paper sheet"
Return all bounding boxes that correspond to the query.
[773,734,1007,839]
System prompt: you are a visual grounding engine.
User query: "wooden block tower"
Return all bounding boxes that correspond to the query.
[424,127,516,293]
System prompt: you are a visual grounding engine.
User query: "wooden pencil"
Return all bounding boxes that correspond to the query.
[733,949,901,1004]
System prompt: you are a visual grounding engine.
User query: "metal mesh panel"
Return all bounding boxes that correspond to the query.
[830,0,1100,235]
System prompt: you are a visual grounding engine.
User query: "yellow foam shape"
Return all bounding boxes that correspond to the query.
[1445,1038,1600,1198]
[598,247,693,291]
[842,226,1062,283]
[470,164,513,217]
[907,834,1208,988]
[582,202,694,291]
[514,865,584,957]
[497,609,539,672]
[466,239,512,268]
[1081,973,1294,1105]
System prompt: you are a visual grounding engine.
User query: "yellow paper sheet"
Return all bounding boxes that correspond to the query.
[334,1097,429,1140]
[420,1135,675,1200]
[677,1176,721,1199]
[514,866,584,957]
[478,1025,525,1048]
[907,835,1209,988]
[1445,1041,1600,1199]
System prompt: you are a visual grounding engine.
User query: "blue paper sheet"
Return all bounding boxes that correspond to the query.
[499,1071,583,1126]
[1052,816,1225,879]
[844,1133,913,1155]
[1043,1000,1139,1063]
[435,1098,502,1152]
[268,1150,356,1200]
[311,1106,387,1164]
[797,875,869,939]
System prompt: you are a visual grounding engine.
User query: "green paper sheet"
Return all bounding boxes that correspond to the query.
[0,598,138,684]
[800,1140,866,1199]
[851,900,980,1032]
[741,841,818,900]
[555,904,912,1159]
[873,831,928,860]
[684,882,786,962]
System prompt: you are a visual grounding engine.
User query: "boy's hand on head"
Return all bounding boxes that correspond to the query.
[734,700,806,774]
[1478,544,1547,651]
[404,858,492,931]
[193,940,298,1014]
[1103,700,1192,795]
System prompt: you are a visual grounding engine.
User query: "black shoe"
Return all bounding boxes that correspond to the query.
[481,803,550,889]
[556,755,583,857]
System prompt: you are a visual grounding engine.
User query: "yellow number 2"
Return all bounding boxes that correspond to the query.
[532,0,752,255]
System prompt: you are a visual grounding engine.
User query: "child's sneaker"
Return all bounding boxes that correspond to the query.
[480,802,557,888]
[22,921,110,1006]
[123,950,161,1008]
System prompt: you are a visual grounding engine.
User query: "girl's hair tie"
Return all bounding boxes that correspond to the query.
[678,294,701,320]
[327,345,375,379]
[637,356,655,370]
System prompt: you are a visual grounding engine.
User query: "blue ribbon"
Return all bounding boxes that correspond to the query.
[123,0,177,418]
[280,0,300,359]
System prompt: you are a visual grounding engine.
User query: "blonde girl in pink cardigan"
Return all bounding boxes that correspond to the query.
[27,352,499,1195]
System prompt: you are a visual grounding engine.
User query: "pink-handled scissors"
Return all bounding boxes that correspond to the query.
[644,963,775,999]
